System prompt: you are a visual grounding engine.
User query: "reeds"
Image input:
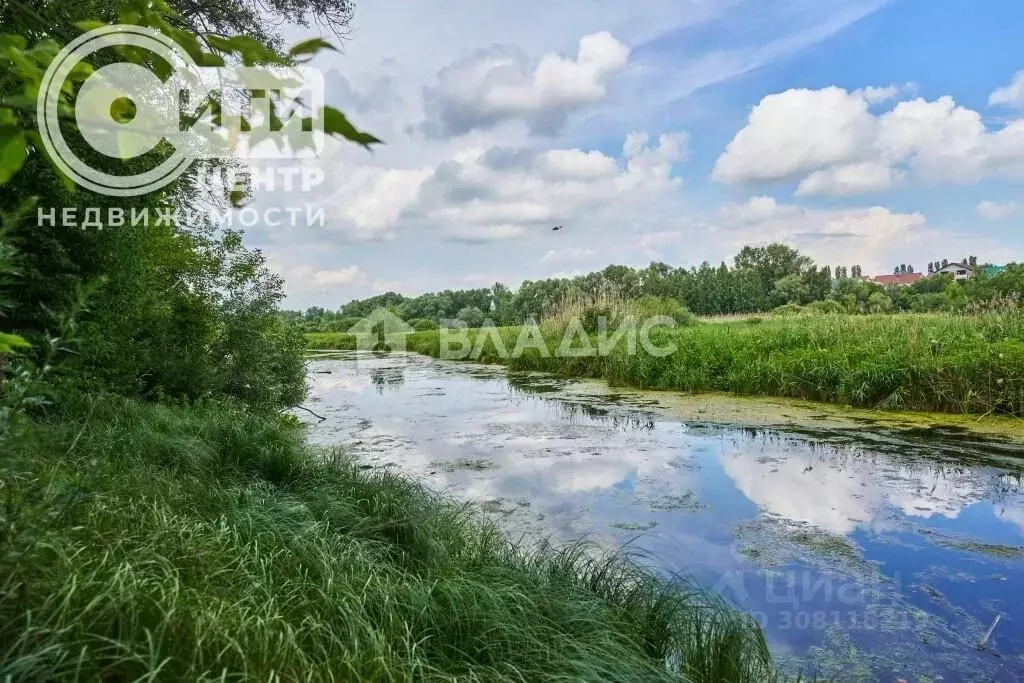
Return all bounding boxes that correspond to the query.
[405,312,1024,416]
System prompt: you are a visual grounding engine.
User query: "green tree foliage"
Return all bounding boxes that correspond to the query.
[456,305,486,327]
[289,243,1024,332]
[0,0,379,412]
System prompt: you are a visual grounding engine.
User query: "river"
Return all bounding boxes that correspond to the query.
[303,351,1024,682]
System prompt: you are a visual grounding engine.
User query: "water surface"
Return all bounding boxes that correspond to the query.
[304,352,1024,682]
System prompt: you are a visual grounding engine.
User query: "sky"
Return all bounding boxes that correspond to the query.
[248,0,1024,309]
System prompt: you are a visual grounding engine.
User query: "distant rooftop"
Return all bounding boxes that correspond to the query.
[872,272,924,286]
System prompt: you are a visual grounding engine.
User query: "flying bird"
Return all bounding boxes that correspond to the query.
[552,225,563,231]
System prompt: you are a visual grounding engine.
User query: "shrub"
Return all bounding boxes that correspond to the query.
[806,299,844,315]
[408,317,438,332]
[771,303,806,316]
[631,295,696,327]
[331,316,363,332]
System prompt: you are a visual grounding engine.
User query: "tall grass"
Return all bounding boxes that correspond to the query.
[403,312,1024,416]
[542,292,695,334]
[0,396,776,682]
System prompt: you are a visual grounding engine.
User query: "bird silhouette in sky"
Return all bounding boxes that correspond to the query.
[552,225,563,231]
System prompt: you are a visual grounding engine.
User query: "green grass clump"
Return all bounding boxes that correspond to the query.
[403,312,1024,416]
[0,396,775,682]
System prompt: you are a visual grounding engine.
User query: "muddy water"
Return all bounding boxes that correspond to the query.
[303,352,1024,682]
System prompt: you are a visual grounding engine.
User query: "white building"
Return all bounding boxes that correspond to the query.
[934,263,976,281]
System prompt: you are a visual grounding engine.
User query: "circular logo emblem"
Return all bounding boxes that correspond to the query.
[38,25,204,196]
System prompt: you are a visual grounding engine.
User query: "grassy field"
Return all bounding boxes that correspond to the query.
[0,395,776,682]
[378,312,1024,415]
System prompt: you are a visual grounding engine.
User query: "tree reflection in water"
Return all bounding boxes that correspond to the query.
[369,366,405,394]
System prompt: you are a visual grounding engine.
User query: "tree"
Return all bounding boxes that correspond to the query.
[0,0,356,49]
[928,262,934,274]
[0,0,379,412]
[734,244,813,303]
[456,306,486,327]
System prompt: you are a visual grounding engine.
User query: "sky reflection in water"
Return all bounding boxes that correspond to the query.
[305,352,1024,681]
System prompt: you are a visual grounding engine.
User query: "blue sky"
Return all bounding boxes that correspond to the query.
[254,0,1024,308]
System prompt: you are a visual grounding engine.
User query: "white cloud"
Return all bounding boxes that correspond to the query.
[853,82,917,105]
[977,200,1020,221]
[712,87,877,184]
[539,248,596,265]
[712,197,1015,276]
[718,195,801,224]
[637,230,685,259]
[273,263,367,301]
[713,81,1024,195]
[795,161,904,196]
[421,32,630,138]
[310,266,365,286]
[320,167,434,241]
[538,149,619,181]
[388,132,687,243]
[989,71,1024,109]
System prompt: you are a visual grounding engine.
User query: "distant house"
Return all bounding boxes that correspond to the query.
[872,272,924,287]
[934,263,976,281]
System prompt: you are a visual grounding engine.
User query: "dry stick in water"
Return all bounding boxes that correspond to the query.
[979,614,1002,648]
[294,405,328,422]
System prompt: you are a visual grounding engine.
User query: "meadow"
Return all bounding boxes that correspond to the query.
[313,311,1024,416]
[0,395,777,682]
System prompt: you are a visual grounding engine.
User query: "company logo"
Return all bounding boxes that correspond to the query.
[348,309,416,354]
[38,25,324,196]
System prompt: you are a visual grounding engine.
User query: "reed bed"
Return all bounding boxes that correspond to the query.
[401,312,1024,416]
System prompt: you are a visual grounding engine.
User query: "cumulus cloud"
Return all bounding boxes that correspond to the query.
[274,263,366,300]
[388,131,686,242]
[989,71,1024,109]
[539,247,596,265]
[711,197,1014,276]
[713,79,1024,196]
[421,32,630,138]
[712,87,877,184]
[795,161,904,196]
[317,166,434,242]
[977,200,1019,221]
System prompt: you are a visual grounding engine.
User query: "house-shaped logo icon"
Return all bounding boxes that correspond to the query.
[347,308,415,354]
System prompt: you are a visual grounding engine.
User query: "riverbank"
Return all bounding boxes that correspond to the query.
[0,395,776,682]
[331,312,1024,418]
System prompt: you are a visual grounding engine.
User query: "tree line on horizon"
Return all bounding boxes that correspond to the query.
[285,244,1024,331]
